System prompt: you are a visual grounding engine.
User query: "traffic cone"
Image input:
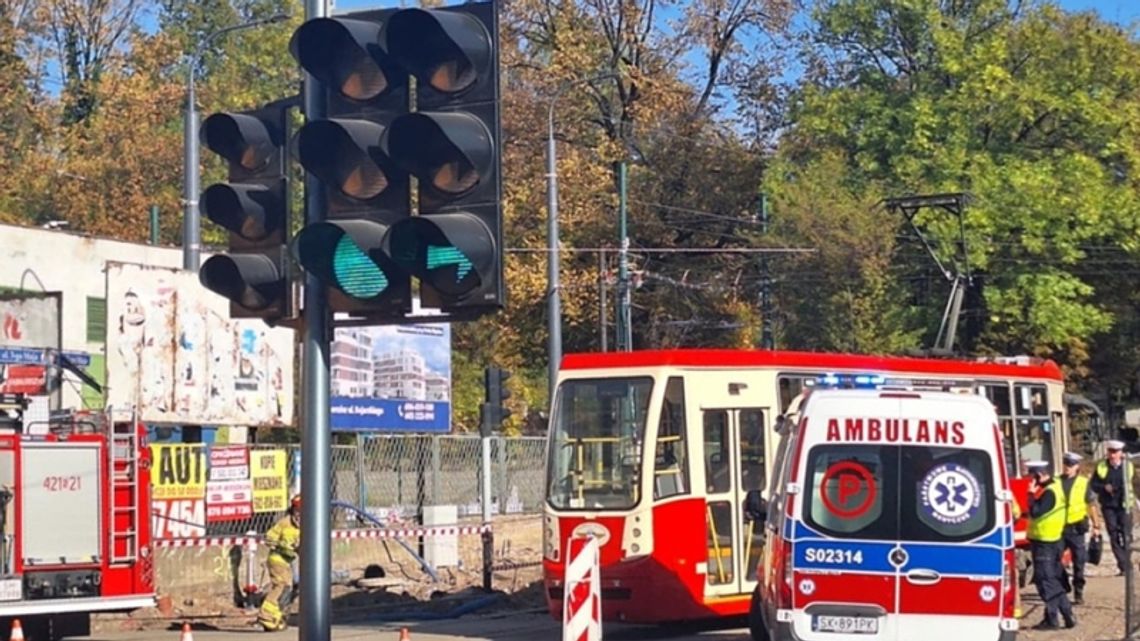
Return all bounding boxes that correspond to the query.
[10,618,24,641]
[398,627,411,641]
[180,622,194,641]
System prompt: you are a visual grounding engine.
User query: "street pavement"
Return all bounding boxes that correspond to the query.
[78,573,1131,641]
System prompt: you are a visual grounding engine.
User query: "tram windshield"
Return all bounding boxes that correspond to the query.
[546,377,653,510]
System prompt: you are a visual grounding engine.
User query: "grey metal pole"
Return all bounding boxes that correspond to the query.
[182,75,200,271]
[546,73,619,400]
[616,161,632,352]
[480,431,493,590]
[545,120,560,404]
[300,0,330,639]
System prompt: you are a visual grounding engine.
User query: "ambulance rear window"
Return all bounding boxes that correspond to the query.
[803,445,895,540]
[901,446,995,542]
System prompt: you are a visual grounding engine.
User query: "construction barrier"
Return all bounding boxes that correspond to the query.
[562,536,601,641]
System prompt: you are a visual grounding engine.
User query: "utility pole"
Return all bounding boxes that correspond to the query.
[759,192,774,349]
[598,249,608,352]
[616,161,632,352]
[299,1,331,641]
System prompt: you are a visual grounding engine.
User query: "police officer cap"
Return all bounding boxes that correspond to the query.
[1107,439,1126,451]
[1062,451,1083,465]
[1025,460,1050,472]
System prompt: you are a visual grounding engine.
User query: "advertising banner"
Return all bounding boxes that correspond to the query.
[104,262,295,427]
[251,449,288,513]
[0,293,60,348]
[150,444,207,539]
[329,324,451,432]
[206,446,252,522]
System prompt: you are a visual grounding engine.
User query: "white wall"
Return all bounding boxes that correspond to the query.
[0,223,192,409]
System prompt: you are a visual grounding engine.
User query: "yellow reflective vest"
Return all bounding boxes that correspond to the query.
[1028,482,1066,543]
[1064,476,1090,525]
[265,515,301,563]
[1096,459,1134,508]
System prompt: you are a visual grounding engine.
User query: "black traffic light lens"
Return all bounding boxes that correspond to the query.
[201,183,282,242]
[291,18,393,101]
[200,254,281,311]
[201,113,277,171]
[385,112,491,197]
[386,9,489,95]
[298,119,391,200]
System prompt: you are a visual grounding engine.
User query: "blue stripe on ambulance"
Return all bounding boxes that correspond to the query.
[790,520,1009,576]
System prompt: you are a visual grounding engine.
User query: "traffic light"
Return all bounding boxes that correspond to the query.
[290,9,413,317]
[289,1,503,321]
[198,102,296,322]
[385,4,503,313]
[480,366,511,436]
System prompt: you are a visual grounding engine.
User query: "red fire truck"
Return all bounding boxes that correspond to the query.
[0,394,155,640]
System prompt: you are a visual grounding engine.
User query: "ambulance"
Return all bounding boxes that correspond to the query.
[750,389,1018,641]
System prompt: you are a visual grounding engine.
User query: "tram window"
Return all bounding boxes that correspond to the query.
[980,383,1012,416]
[740,409,766,493]
[1016,384,1049,417]
[1017,419,1054,469]
[778,376,808,413]
[703,411,732,494]
[999,419,1018,478]
[654,377,689,499]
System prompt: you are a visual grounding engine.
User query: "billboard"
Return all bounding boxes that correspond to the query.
[0,293,63,400]
[105,262,295,426]
[329,324,451,432]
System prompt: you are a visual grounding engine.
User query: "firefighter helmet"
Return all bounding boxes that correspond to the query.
[291,494,301,511]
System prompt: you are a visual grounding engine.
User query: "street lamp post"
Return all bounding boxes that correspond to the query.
[546,73,618,401]
[182,14,290,272]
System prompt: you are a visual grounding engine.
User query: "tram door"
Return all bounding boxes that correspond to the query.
[702,406,768,597]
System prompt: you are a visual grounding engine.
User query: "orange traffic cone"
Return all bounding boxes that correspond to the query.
[10,618,24,641]
[180,622,194,641]
[398,627,411,641]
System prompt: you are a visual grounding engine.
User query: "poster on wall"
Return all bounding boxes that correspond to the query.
[150,444,207,539]
[0,293,60,349]
[104,262,295,426]
[329,324,451,432]
[251,449,288,513]
[206,446,253,522]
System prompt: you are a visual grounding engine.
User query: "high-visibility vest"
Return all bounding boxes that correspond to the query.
[1028,482,1066,543]
[1065,476,1090,524]
[1095,459,1134,508]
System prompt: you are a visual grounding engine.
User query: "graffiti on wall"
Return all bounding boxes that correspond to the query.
[105,262,294,426]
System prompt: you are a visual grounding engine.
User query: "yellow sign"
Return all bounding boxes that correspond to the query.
[251,449,287,513]
[150,444,207,500]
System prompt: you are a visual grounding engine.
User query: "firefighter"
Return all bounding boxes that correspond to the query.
[258,494,301,632]
[1090,439,1134,576]
[1059,451,1098,605]
[1026,460,1076,630]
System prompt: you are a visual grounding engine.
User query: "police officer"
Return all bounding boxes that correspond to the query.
[258,494,301,632]
[1059,451,1098,604]
[1026,460,1076,630]
[1090,439,1134,576]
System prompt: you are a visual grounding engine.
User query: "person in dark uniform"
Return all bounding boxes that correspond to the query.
[1026,460,1076,630]
[1059,451,1099,604]
[1090,439,1134,576]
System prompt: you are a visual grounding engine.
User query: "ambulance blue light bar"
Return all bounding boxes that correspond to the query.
[806,373,885,389]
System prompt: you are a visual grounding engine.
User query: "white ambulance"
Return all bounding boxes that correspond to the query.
[750,389,1018,641]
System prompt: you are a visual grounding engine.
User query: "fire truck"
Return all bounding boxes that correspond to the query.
[0,394,155,640]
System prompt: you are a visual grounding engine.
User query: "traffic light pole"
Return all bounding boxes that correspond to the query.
[299,1,331,641]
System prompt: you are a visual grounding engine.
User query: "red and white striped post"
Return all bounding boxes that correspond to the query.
[562,535,601,641]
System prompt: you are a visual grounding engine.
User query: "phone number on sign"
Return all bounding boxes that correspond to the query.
[804,548,864,564]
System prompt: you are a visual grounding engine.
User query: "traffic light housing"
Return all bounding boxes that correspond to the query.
[198,101,297,323]
[290,1,504,322]
[290,10,413,317]
[480,366,511,436]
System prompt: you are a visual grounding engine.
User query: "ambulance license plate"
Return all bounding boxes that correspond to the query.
[813,615,878,634]
[0,578,22,601]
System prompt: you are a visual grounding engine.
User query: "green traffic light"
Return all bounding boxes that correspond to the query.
[426,244,473,282]
[334,234,388,298]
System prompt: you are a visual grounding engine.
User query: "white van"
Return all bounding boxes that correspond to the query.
[750,389,1018,641]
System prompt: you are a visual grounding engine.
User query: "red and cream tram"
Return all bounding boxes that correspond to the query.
[541,349,1078,624]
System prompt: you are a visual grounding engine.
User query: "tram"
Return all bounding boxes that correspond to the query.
[541,349,1083,624]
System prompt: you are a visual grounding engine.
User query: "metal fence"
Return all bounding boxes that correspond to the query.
[152,434,548,538]
[1127,514,1139,640]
